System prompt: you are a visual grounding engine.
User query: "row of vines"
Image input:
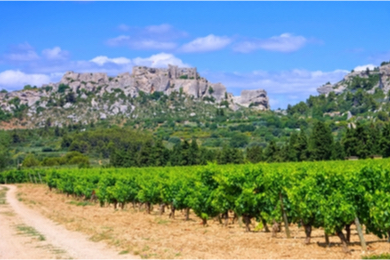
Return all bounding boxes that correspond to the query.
[2,159,390,253]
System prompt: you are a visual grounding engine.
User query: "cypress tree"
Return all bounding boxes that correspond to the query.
[264,140,280,162]
[342,127,357,157]
[354,122,370,159]
[188,138,200,165]
[246,145,263,163]
[296,128,309,161]
[309,121,334,161]
[331,141,345,160]
[380,123,390,157]
[288,132,299,162]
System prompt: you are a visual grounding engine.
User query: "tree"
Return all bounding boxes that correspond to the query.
[309,121,333,161]
[367,123,381,156]
[380,123,390,157]
[353,122,370,159]
[264,140,280,162]
[331,141,345,160]
[246,145,263,163]
[229,132,249,148]
[152,139,169,166]
[188,138,200,165]
[287,132,299,162]
[296,129,309,161]
[199,147,216,165]
[0,131,11,170]
[170,142,183,166]
[22,154,40,168]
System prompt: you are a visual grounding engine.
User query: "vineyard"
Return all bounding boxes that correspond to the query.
[2,159,390,255]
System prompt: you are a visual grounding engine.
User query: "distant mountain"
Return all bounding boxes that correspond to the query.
[0,65,269,129]
[287,61,390,122]
[317,62,390,96]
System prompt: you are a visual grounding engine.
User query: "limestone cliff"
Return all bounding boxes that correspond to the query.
[317,63,390,96]
[0,65,270,128]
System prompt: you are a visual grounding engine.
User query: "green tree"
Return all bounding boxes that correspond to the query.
[287,132,299,162]
[0,131,11,170]
[22,154,40,168]
[246,145,263,163]
[380,123,390,157]
[264,140,280,162]
[309,121,334,161]
[188,138,200,165]
[296,128,309,161]
[331,141,345,160]
[229,132,249,148]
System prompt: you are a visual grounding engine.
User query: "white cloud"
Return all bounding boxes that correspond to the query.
[3,43,40,62]
[0,51,189,91]
[133,53,189,68]
[107,35,177,50]
[269,98,280,108]
[0,70,52,90]
[233,33,307,53]
[202,68,349,109]
[118,24,131,31]
[90,56,131,66]
[179,34,231,53]
[42,47,69,60]
[107,24,187,51]
[146,24,174,34]
[354,64,376,72]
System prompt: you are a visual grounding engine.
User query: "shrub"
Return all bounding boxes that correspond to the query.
[69,156,89,165]
[41,157,60,166]
[22,154,40,168]
[58,84,69,93]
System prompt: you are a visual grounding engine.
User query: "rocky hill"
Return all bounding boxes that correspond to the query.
[0,65,269,128]
[286,61,390,122]
[317,63,390,96]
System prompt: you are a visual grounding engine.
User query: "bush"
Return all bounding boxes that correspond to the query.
[69,156,89,165]
[362,253,390,259]
[58,84,69,93]
[168,136,181,145]
[41,157,60,166]
[22,154,40,168]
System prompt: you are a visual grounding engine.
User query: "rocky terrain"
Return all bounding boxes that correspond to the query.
[0,65,269,128]
[317,63,390,96]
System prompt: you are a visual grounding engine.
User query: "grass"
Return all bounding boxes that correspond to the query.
[119,250,130,255]
[16,224,46,241]
[155,218,170,225]
[89,230,113,242]
[36,244,67,255]
[362,253,390,259]
[68,200,94,207]
[0,187,9,204]
[0,211,15,216]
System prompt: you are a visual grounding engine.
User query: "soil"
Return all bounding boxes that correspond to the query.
[3,183,390,259]
[0,185,137,259]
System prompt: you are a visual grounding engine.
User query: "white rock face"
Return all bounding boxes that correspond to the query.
[234,89,270,110]
[317,64,390,96]
[0,64,271,128]
[317,83,334,95]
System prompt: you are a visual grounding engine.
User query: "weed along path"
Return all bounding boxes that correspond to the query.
[0,185,138,259]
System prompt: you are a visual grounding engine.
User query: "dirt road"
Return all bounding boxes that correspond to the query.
[0,185,138,259]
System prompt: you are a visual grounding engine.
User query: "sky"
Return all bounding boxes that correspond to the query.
[0,2,390,109]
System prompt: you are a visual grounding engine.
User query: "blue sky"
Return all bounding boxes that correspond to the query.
[1,2,390,109]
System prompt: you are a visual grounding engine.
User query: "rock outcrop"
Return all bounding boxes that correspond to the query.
[0,64,270,128]
[233,89,269,111]
[317,63,390,96]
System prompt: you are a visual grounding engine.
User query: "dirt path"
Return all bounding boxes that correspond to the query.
[0,185,138,259]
